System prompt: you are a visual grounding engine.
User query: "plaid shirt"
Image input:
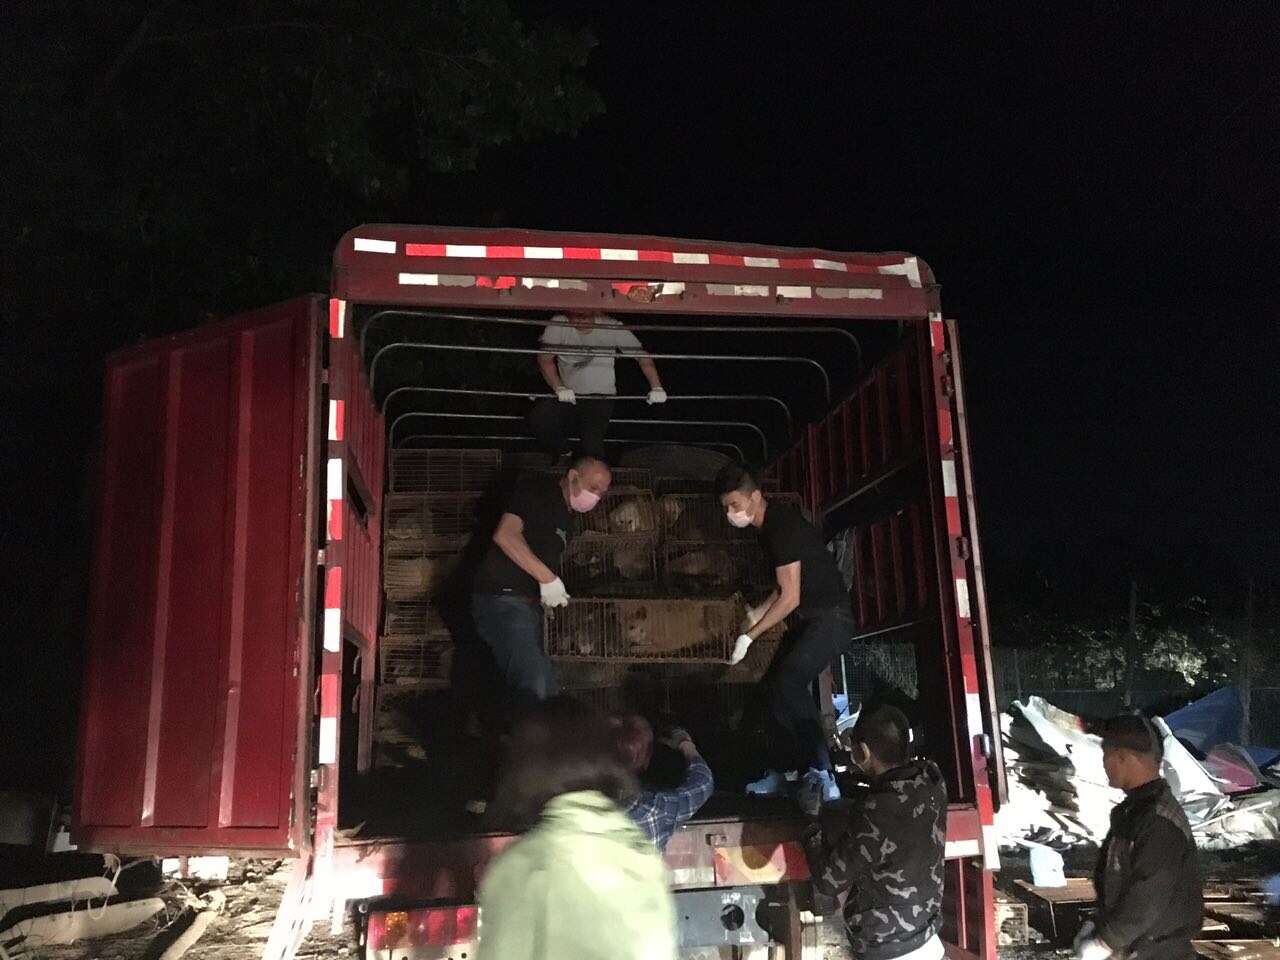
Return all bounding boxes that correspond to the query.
[624,753,715,852]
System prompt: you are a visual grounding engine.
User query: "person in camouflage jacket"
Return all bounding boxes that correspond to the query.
[803,705,948,960]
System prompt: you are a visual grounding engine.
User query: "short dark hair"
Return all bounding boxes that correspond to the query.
[1101,714,1164,762]
[714,463,760,497]
[851,704,913,765]
[490,696,637,830]
[610,714,654,773]
[569,453,608,475]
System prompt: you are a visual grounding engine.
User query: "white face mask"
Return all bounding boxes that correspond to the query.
[726,510,753,528]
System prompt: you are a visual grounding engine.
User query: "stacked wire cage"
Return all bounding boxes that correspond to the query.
[379,449,502,691]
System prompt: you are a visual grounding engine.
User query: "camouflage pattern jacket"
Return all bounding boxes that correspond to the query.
[804,759,947,960]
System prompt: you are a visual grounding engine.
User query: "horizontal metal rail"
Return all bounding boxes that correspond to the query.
[380,386,796,435]
[389,411,769,459]
[368,341,831,407]
[398,432,747,462]
[360,307,861,379]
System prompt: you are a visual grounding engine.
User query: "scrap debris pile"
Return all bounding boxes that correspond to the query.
[997,693,1280,850]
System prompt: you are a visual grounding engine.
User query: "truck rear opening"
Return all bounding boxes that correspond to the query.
[75,226,1003,960]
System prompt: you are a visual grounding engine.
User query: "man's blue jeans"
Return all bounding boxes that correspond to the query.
[470,593,558,710]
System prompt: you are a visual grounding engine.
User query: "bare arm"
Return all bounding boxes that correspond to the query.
[636,355,663,390]
[537,352,564,391]
[492,513,557,585]
[748,563,800,639]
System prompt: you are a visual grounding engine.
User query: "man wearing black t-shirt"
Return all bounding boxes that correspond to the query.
[716,463,854,814]
[472,455,612,709]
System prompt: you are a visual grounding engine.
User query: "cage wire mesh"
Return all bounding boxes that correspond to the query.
[382,545,463,601]
[572,490,660,536]
[835,640,920,702]
[382,601,450,637]
[380,637,454,687]
[383,492,482,550]
[545,597,783,663]
[389,448,502,493]
[564,533,660,596]
[660,539,773,597]
[659,494,744,539]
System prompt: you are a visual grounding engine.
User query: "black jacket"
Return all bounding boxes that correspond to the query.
[1094,778,1203,960]
[804,759,947,960]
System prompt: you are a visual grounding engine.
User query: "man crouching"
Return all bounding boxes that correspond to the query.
[803,705,947,960]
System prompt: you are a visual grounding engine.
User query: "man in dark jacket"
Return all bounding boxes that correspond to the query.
[803,705,947,960]
[1075,715,1203,960]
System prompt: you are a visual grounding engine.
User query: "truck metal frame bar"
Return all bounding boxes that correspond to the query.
[388,410,770,459]
[380,386,796,435]
[367,341,832,406]
[398,432,748,462]
[359,307,862,377]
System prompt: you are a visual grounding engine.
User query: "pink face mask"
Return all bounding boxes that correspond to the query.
[568,475,601,513]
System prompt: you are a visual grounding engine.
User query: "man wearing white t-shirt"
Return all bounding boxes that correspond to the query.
[529,311,667,458]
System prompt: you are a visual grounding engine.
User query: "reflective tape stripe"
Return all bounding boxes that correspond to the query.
[445,244,486,258]
[399,272,440,286]
[944,839,980,859]
[600,248,639,261]
[743,256,780,268]
[328,400,345,442]
[318,717,338,764]
[942,460,958,497]
[326,459,342,501]
[323,608,341,652]
[983,824,1002,870]
[966,692,984,736]
[955,578,971,618]
[328,299,346,339]
[353,237,396,254]
[777,285,812,298]
[706,283,770,297]
[816,287,883,300]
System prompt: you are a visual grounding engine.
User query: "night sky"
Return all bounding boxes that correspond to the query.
[3,3,1277,793]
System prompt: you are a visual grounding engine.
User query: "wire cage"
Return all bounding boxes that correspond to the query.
[379,637,454,687]
[383,545,463,601]
[544,597,782,663]
[389,448,502,493]
[654,474,779,496]
[382,601,451,638]
[660,539,773,597]
[564,533,660,596]
[659,494,743,539]
[517,465,653,495]
[383,492,482,550]
[572,490,660,536]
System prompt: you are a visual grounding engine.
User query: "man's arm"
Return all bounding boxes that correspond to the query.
[1094,820,1190,954]
[636,355,663,391]
[492,512,557,585]
[748,563,800,640]
[536,352,565,391]
[804,807,881,900]
[650,742,715,831]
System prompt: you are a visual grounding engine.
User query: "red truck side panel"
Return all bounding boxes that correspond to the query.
[74,298,321,854]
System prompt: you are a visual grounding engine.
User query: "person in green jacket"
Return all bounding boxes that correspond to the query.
[479,697,677,960]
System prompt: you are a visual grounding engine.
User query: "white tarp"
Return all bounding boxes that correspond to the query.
[996,696,1280,851]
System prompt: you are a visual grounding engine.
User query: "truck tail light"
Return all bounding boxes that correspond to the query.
[368,906,478,956]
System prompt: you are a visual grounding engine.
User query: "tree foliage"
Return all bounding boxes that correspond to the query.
[0,0,602,332]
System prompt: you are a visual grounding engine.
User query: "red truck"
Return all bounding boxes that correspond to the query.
[74,226,1005,960]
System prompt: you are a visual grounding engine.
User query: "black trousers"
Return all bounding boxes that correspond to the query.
[763,608,854,773]
[527,396,614,459]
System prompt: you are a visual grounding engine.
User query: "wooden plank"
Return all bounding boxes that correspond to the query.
[1195,941,1280,960]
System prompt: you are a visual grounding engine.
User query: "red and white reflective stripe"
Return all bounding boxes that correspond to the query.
[354,237,923,287]
[318,672,340,764]
[326,458,343,541]
[323,567,342,653]
[397,273,889,301]
[328,400,345,442]
[329,298,347,339]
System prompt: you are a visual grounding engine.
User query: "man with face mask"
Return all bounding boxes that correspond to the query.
[715,462,854,813]
[472,456,612,709]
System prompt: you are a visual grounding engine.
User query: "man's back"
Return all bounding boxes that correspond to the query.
[807,758,948,960]
[1094,777,1202,960]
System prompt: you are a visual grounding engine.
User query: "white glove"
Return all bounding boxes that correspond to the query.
[728,634,754,666]
[555,387,576,404]
[745,602,769,628]
[1075,936,1112,960]
[539,577,570,608]
[646,387,667,405]
[1072,922,1095,952]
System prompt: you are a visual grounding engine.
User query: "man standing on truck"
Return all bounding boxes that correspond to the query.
[803,705,948,960]
[716,462,853,812]
[529,311,667,459]
[471,456,612,709]
[1073,715,1202,960]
